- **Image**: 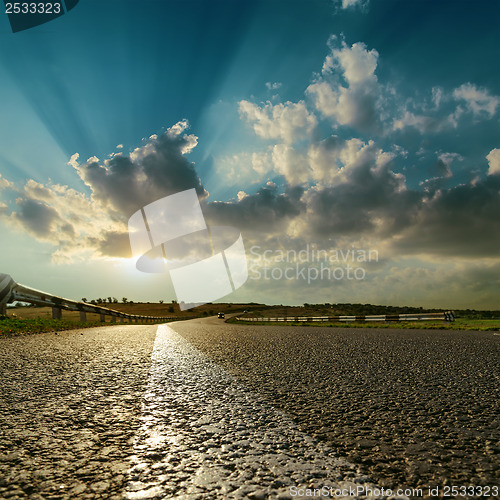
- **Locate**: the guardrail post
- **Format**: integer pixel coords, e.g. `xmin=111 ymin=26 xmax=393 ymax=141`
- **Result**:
xmin=111 ymin=315 xmax=116 ymax=323
xmin=79 ymin=311 xmax=86 ymax=322
xmin=120 ymin=317 xmax=124 ymax=323
xmin=100 ymin=313 xmax=106 ymax=322
xmin=0 ymin=274 xmax=15 ymax=317
xmin=52 ymin=307 xmax=62 ymax=320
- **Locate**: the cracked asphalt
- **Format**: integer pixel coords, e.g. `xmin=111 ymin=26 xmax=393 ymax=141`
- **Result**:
xmin=0 ymin=318 xmax=498 ymax=499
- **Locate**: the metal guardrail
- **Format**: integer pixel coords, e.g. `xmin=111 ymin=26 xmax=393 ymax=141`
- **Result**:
xmin=0 ymin=273 xmax=174 ymax=323
xmin=236 ymin=312 xmax=455 ymax=323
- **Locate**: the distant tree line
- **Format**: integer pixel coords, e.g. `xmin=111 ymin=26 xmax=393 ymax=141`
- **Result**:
xmin=81 ymin=297 xmax=126 ymax=305
xmin=297 ymin=303 xmax=500 ymax=319
xmin=74 ymin=299 xmax=499 ymax=319
xmin=80 ymin=297 xmax=173 ymax=307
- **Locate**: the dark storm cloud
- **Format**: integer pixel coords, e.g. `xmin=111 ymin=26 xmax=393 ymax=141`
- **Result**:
xmin=90 ymin=231 xmax=132 ymax=259
xmin=199 ymin=136 xmax=500 ymax=262
xmin=2 ymin=113 xmax=498 ymax=264
xmin=305 ymin=164 xmax=421 ymax=237
xmin=393 ymin=173 xmax=500 ymax=258
xmin=203 ymin=183 xmax=306 ymax=232
xmin=302 ymin=168 xmax=500 ymax=259
xmin=73 ymin=122 xmax=207 ymax=218
xmin=12 ymin=198 xmax=56 ymax=236
xmin=10 ymin=198 xmax=71 ymax=240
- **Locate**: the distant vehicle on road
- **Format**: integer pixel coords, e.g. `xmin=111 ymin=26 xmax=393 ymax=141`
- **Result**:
xmin=217 ymin=312 xmax=225 ymax=319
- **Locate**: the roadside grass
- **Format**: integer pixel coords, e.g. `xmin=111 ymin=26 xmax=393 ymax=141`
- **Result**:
xmin=0 ymin=316 xmax=169 ymax=336
xmin=0 ymin=317 xmax=106 ymax=336
xmin=228 ymin=317 xmax=500 ymax=331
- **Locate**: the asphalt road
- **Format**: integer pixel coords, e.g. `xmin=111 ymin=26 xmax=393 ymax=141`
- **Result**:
xmin=0 ymin=325 xmax=158 ymax=499
xmin=173 ymin=318 xmax=500 ymax=492
xmin=0 ymin=318 xmax=498 ymax=499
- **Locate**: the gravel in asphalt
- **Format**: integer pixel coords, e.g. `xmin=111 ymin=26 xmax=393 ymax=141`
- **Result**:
xmin=0 ymin=325 xmax=157 ymax=499
xmin=0 ymin=319 xmax=498 ymax=499
xmin=125 ymin=324 xmax=383 ymax=500
xmin=171 ymin=319 xmax=500 ymax=494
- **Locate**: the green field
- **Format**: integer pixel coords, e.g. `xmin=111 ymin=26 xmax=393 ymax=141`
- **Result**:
xmin=0 ymin=317 xmax=110 ymax=336
xmin=229 ymin=317 xmax=500 ymax=331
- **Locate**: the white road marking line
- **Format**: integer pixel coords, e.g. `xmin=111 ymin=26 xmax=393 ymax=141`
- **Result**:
xmin=125 ymin=324 xmax=401 ymax=499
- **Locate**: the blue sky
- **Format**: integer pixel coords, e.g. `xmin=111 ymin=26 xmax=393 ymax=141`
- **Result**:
xmin=0 ymin=0 xmax=499 ymax=308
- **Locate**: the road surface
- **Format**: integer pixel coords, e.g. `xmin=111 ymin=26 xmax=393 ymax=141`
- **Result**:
xmin=0 ymin=317 xmax=498 ymax=498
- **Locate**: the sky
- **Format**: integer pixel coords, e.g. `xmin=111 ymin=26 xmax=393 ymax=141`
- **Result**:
xmin=0 ymin=0 xmax=499 ymax=309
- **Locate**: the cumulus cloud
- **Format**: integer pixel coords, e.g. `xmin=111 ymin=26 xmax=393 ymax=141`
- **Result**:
xmin=265 ymin=82 xmax=282 ymax=91
xmin=453 ymin=83 xmax=499 ymax=118
xmin=418 ymin=153 xmax=459 ymax=193
xmin=0 ymin=120 xmax=209 ymax=261
xmin=339 ymin=0 xmax=369 ymax=10
xmin=223 ymin=107 xmax=500 ymax=261
xmin=215 ymin=153 xmax=260 ymax=186
xmin=239 ymin=100 xmax=317 ymax=144
xmin=2 ymin=32 xmax=499 ymax=290
xmin=307 ymin=135 xmax=345 ymax=184
xmin=1 ymin=178 xmax=127 ymax=261
xmin=392 ymin=110 xmax=459 ymax=134
xmin=306 ymin=39 xmax=383 ymax=133
xmin=73 ymin=120 xmax=206 ymax=217
xmin=296 ymin=142 xmax=417 ymax=240
xmin=308 ymin=136 xmax=396 ymax=186
xmin=486 ymin=148 xmax=500 ymax=176
xmin=225 ymin=36 xmax=500 ymax=266
xmin=287 ymin=153 xmax=500 ymax=261
xmin=203 ymin=183 xmax=305 ymax=233
xmin=88 ymin=231 xmax=132 ymax=259
xmin=393 ymin=83 xmax=498 ymax=133
xmin=10 ymin=198 xmax=65 ymax=240
xmin=271 ymin=144 xmax=310 ymax=185
xmin=437 ymin=152 xmax=462 ymax=174
xmin=392 ymin=174 xmax=500 ymax=258
xmin=325 ymin=40 xmax=378 ymax=85
xmin=239 ymin=34 xmax=498 ymax=151
xmin=251 ymin=151 xmax=273 ymax=177
xmin=0 ymin=174 xmax=14 ymax=190
xmin=223 ymin=33 xmax=500 ymax=266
